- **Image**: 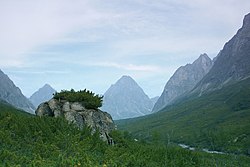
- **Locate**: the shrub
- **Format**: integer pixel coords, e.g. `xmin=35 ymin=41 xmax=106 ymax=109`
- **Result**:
xmin=53 ymin=89 xmax=103 ymax=109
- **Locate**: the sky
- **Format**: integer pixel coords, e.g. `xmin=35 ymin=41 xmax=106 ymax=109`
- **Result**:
xmin=1 ymin=0 xmax=250 ymax=98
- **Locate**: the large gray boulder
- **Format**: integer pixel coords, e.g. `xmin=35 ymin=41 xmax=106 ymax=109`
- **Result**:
xmin=36 ymin=98 xmax=115 ymax=143
xmin=36 ymin=102 xmax=53 ymax=116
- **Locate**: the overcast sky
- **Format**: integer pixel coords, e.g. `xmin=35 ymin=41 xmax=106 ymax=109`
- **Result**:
xmin=1 ymin=0 xmax=250 ymax=97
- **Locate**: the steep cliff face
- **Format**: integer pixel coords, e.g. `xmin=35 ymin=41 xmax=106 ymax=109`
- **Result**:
xmin=30 ymin=84 xmax=56 ymax=108
xmin=101 ymin=75 xmax=153 ymax=120
xmin=193 ymin=13 xmax=250 ymax=94
xmin=36 ymin=99 xmax=115 ymax=142
xmin=0 ymin=69 xmax=35 ymax=113
xmin=153 ymin=54 xmax=213 ymax=112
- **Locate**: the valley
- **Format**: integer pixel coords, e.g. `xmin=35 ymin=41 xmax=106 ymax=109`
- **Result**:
xmin=0 ymin=2 xmax=250 ymax=166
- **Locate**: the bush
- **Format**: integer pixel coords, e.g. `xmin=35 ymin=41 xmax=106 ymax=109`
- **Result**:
xmin=53 ymin=89 xmax=103 ymax=109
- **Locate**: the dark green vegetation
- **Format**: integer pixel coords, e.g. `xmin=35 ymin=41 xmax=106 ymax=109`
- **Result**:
xmin=53 ymin=89 xmax=103 ymax=109
xmin=117 ymin=78 xmax=250 ymax=155
xmin=1 ymin=101 xmax=250 ymax=166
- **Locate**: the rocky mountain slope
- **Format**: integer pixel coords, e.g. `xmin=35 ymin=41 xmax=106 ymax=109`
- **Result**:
xmin=101 ymin=75 xmax=153 ymax=120
xmin=193 ymin=13 xmax=250 ymax=94
xmin=0 ymin=69 xmax=35 ymax=113
xmin=29 ymin=84 xmax=56 ymax=108
xmin=152 ymin=54 xmax=213 ymax=112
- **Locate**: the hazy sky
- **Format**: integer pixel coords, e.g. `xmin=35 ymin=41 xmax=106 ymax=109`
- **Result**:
xmin=1 ymin=0 xmax=250 ymax=97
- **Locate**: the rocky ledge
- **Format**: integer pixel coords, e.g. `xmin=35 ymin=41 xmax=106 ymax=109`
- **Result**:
xmin=36 ymin=98 xmax=115 ymax=144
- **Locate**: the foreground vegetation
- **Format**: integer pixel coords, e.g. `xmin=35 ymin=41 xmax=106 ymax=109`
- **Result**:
xmin=0 ymin=101 xmax=250 ymax=166
xmin=53 ymin=89 xmax=103 ymax=109
xmin=117 ymin=78 xmax=250 ymax=155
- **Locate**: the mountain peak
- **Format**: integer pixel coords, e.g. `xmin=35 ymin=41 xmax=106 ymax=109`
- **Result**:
xmin=193 ymin=53 xmax=211 ymax=65
xmin=193 ymin=13 xmax=250 ymax=94
xmin=29 ymin=84 xmax=56 ymax=108
xmin=116 ymin=75 xmax=137 ymax=86
xmin=119 ymin=75 xmax=134 ymax=81
xmin=152 ymin=54 xmax=213 ymax=112
xmin=102 ymin=75 xmax=153 ymax=120
xmin=44 ymin=83 xmax=51 ymax=87
xmin=243 ymin=13 xmax=250 ymax=28
xmin=42 ymin=84 xmax=54 ymax=89
xmin=198 ymin=53 xmax=210 ymax=60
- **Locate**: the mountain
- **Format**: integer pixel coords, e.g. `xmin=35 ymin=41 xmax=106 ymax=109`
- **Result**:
xmin=0 ymin=69 xmax=35 ymax=113
xmin=118 ymin=77 xmax=250 ymax=155
xmin=117 ymin=13 xmax=250 ymax=155
xmin=101 ymin=75 xmax=153 ymax=120
xmin=29 ymin=84 xmax=56 ymax=108
xmin=152 ymin=54 xmax=213 ymax=112
xmin=193 ymin=13 xmax=250 ymax=94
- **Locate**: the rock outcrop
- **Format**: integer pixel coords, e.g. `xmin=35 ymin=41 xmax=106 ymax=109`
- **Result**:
xmin=36 ymin=98 xmax=115 ymax=143
xmin=152 ymin=54 xmax=213 ymax=112
xmin=101 ymin=75 xmax=154 ymax=120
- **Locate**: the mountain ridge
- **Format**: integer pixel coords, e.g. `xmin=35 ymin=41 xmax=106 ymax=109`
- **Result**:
xmin=192 ymin=13 xmax=250 ymax=94
xmin=152 ymin=53 xmax=213 ymax=112
xmin=0 ymin=69 xmax=35 ymax=113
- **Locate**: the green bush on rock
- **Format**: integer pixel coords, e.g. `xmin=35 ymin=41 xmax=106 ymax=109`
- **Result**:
xmin=53 ymin=89 xmax=103 ymax=109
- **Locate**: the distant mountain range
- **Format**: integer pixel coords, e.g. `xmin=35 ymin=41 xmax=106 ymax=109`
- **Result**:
xmin=117 ymin=13 xmax=250 ymax=155
xmin=153 ymin=53 xmax=213 ymax=112
xmin=0 ymin=70 xmax=35 ymax=113
xmin=29 ymin=84 xmax=56 ymax=108
xmin=101 ymin=75 xmax=154 ymax=120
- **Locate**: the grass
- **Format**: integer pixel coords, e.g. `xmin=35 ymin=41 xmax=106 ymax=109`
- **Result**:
xmin=117 ymin=78 xmax=250 ymax=155
xmin=1 ymin=100 xmax=250 ymax=166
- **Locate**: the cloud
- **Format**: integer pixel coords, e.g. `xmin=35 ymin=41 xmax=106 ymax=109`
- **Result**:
xmin=5 ymin=70 xmax=69 ymax=75
xmin=80 ymin=61 xmax=162 ymax=73
xmin=0 ymin=0 xmax=115 ymax=66
xmin=1 ymin=0 xmax=250 ymax=97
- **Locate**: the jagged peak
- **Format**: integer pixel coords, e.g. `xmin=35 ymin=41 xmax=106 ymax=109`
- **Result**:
xmin=197 ymin=53 xmax=211 ymax=61
xmin=243 ymin=13 xmax=250 ymax=28
xmin=199 ymin=53 xmax=209 ymax=59
xmin=193 ymin=53 xmax=212 ymax=66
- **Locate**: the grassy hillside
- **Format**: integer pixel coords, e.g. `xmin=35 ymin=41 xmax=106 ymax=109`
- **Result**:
xmin=117 ymin=78 xmax=250 ymax=155
xmin=1 ymin=100 xmax=250 ymax=166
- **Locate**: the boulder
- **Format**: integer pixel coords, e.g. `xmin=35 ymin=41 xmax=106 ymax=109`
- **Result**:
xmin=71 ymin=102 xmax=85 ymax=111
xmin=62 ymin=102 xmax=70 ymax=112
xmin=36 ymin=102 xmax=53 ymax=116
xmin=35 ymin=98 xmax=115 ymax=143
xmin=65 ymin=111 xmax=84 ymax=129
